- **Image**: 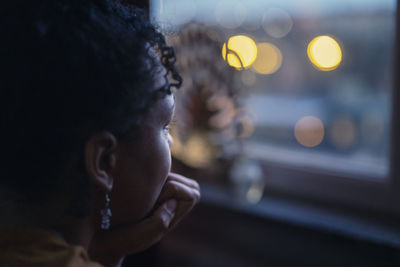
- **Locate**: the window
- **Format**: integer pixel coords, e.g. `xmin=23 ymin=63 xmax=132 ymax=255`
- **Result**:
xmin=151 ymin=0 xmax=400 ymax=215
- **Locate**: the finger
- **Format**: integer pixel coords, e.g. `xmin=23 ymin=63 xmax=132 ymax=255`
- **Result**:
xmin=157 ymin=180 xmax=201 ymax=204
xmin=167 ymin=172 xmax=200 ymax=190
xmin=169 ymin=200 xmax=196 ymax=230
xmin=158 ymin=180 xmax=199 ymax=201
xmin=157 ymin=181 xmax=200 ymax=230
xmin=90 ymin=199 xmax=178 ymax=257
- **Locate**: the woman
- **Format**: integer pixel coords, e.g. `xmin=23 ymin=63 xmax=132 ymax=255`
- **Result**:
xmin=0 ymin=0 xmax=200 ymax=266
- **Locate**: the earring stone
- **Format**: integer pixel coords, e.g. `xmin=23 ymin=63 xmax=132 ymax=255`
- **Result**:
xmin=101 ymin=194 xmax=112 ymax=230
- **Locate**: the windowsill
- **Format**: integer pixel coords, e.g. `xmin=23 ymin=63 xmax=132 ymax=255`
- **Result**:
xmin=200 ymin=183 xmax=400 ymax=248
xmin=243 ymin=141 xmax=389 ymax=180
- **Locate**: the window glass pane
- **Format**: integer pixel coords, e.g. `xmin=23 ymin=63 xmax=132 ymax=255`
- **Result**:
xmin=151 ymin=0 xmax=396 ymax=179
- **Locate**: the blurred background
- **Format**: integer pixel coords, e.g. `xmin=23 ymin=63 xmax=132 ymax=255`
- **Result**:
xmin=124 ymin=0 xmax=400 ymax=266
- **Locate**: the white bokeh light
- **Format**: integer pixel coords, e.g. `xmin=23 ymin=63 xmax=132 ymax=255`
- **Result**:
xmin=262 ymin=8 xmax=293 ymax=38
xmin=215 ymin=0 xmax=247 ymax=29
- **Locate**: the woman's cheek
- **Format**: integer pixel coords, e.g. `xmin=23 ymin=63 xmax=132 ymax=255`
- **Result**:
xmin=109 ymin=130 xmax=172 ymax=225
xmin=150 ymin=133 xmax=172 ymax=194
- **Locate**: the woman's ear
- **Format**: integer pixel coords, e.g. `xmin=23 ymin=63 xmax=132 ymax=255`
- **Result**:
xmin=84 ymin=131 xmax=118 ymax=193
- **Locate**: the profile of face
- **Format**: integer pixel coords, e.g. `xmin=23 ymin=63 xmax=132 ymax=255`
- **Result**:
xmin=109 ymin=63 xmax=175 ymax=227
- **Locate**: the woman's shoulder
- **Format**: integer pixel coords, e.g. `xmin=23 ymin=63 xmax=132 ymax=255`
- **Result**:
xmin=0 ymin=227 xmax=104 ymax=267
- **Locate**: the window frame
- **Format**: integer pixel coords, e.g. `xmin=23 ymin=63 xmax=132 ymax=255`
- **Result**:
xmin=253 ymin=0 xmax=400 ymax=216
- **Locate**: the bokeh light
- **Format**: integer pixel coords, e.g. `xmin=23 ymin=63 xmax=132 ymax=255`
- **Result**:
xmin=158 ymin=0 xmax=197 ymax=26
xmin=230 ymin=158 xmax=263 ymax=204
xmin=246 ymin=182 xmax=264 ymax=204
xmin=329 ymin=116 xmax=356 ymax=150
xmin=171 ymin=133 xmax=185 ymax=159
xmin=215 ymin=0 xmax=247 ymax=29
xmin=241 ymin=1 xmax=263 ymax=31
xmin=222 ymin=35 xmax=258 ymax=70
xmin=171 ymin=132 xmax=214 ymax=168
xmin=295 ymin=116 xmax=325 ymax=147
xmin=262 ymin=8 xmax=293 ymax=39
xmin=307 ymin=35 xmax=342 ymax=71
xmin=251 ymin=42 xmax=282 ymax=75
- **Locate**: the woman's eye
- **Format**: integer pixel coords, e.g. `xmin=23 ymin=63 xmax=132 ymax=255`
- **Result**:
xmin=163 ymin=125 xmax=171 ymax=135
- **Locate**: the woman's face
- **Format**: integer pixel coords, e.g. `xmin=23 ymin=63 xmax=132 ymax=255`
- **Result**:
xmin=110 ymin=67 xmax=175 ymax=227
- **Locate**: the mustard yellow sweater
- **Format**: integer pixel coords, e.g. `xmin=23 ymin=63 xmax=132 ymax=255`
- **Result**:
xmin=0 ymin=228 xmax=103 ymax=267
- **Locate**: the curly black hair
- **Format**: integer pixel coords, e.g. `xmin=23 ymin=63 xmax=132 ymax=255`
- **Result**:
xmin=0 ymin=0 xmax=181 ymax=216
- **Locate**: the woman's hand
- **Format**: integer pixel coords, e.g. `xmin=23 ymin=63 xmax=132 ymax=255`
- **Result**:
xmin=88 ymin=172 xmax=200 ymax=267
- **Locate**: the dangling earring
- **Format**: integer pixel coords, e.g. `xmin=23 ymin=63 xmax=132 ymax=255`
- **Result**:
xmin=101 ymin=194 xmax=112 ymax=230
